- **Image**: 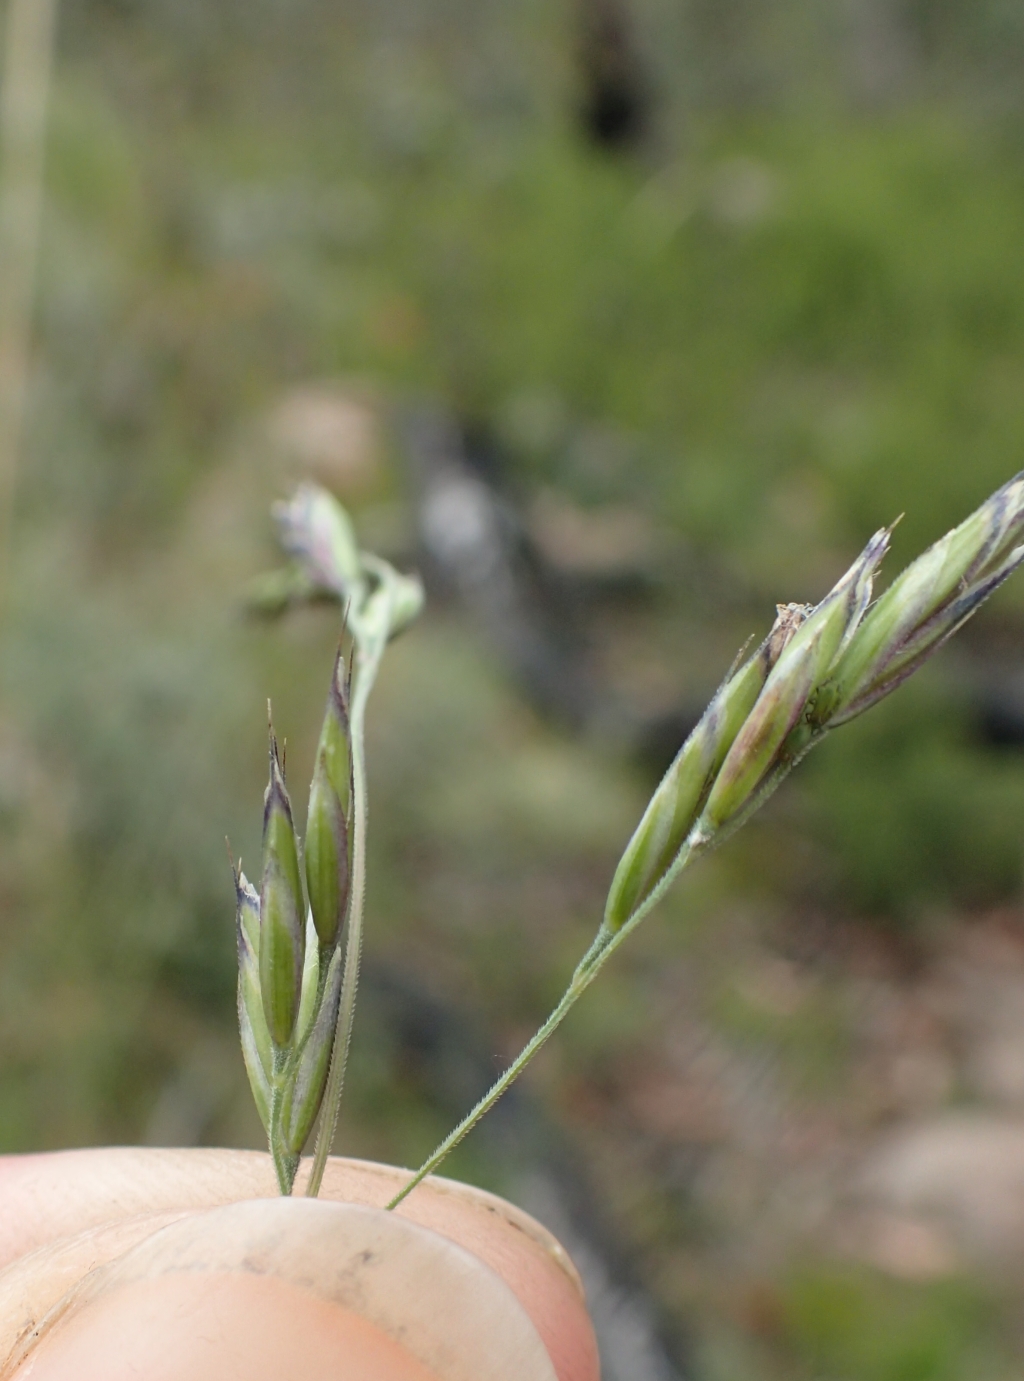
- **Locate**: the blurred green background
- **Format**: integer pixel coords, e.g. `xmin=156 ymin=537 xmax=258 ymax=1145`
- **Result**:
xmin=5 ymin=1 xmax=1024 ymax=1375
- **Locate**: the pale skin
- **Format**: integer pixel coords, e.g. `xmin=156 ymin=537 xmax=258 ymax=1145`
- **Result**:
xmin=0 ymin=1149 xmax=600 ymax=1381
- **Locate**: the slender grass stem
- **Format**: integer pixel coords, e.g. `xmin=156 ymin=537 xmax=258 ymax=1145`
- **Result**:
xmin=386 ymin=835 xmax=708 ymax=1211
xmin=385 ymin=943 xmax=602 ymax=1211
xmin=305 ymin=641 xmax=380 ymax=1197
xmin=383 ymin=719 xmax=817 ymax=1208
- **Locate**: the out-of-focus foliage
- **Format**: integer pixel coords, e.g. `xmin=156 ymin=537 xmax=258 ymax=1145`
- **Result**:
xmin=776 ymin=1265 xmax=1003 ymax=1381
xmin=810 ymin=675 xmax=1024 ymax=914
xmin=4 ymin=0 xmax=1024 ymax=1374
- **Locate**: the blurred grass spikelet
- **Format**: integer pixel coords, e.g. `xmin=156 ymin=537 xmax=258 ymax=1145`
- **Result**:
xmin=363 ymin=552 xmax=426 ymax=640
xmin=244 ymin=562 xmax=319 ymax=616
xmin=273 ymin=481 xmax=366 ymax=603
xmin=259 ymin=731 xmax=306 ymax=1047
xmin=248 ymin=484 xmax=425 ymax=647
xmin=387 ymin=571 xmax=427 ymax=637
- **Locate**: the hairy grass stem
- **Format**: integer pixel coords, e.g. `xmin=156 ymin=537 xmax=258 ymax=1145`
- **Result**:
xmin=305 ymin=639 xmax=379 ymax=1197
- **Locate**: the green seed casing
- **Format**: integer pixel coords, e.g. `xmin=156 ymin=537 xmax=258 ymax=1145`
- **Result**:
xmin=259 ymin=734 xmax=306 ymax=1047
xmin=235 ymin=868 xmax=271 ymax=1131
xmin=305 ymin=653 xmax=351 ymax=951
xmin=604 ymin=604 xmax=813 ymax=932
xmin=281 ymin=944 xmax=344 ymax=1155
xmin=829 ymin=471 xmax=1024 ymax=724
xmin=700 ymin=525 xmax=890 ymax=832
